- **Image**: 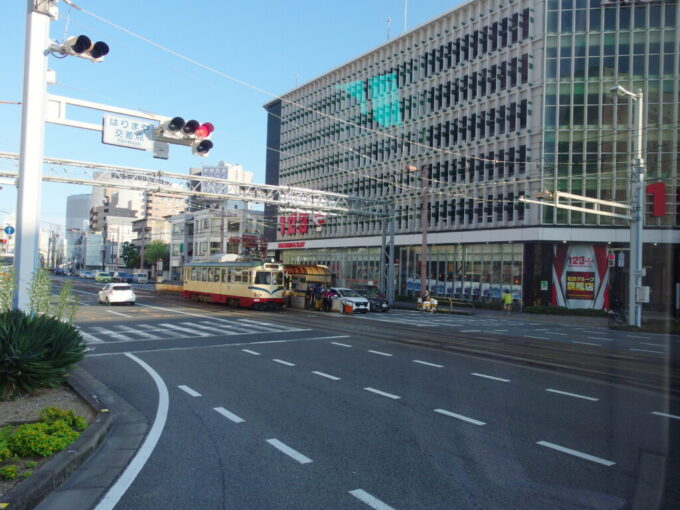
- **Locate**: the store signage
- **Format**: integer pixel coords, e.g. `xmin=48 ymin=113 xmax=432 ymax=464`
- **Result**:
xmin=645 ymin=182 xmax=666 ymax=217
xmin=278 ymin=213 xmax=326 ymax=236
xmin=552 ymin=244 xmax=610 ymax=310
xmin=278 ymin=242 xmax=306 ymax=249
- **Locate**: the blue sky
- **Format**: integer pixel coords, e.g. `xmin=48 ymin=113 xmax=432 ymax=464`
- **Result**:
xmin=0 ymin=0 xmax=460 ymax=229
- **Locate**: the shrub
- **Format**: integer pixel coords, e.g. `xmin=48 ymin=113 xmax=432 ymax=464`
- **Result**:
xmin=0 ymin=465 xmax=18 ymax=480
xmin=8 ymin=420 xmax=79 ymax=457
xmin=39 ymin=407 xmax=87 ymax=431
xmin=0 ymin=310 xmax=86 ymax=398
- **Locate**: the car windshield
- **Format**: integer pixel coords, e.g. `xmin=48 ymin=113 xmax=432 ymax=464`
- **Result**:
xmin=337 ymin=288 xmax=360 ymax=297
xmin=99 ymin=273 xmax=111 ymax=277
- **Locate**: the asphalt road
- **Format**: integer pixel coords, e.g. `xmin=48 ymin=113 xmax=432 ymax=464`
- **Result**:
xmin=42 ymin=277 xmax=680 ymax=509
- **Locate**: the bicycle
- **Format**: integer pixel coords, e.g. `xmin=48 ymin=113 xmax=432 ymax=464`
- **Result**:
xmin=607 ymin=307 xmax=627 ymax=328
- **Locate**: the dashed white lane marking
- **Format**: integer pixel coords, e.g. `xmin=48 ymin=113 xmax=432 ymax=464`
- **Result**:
xmin=640 ymin=342 xmax=664 ymax=347
xmin=349 ymin=489 xmax=397 ymax=510
xmin=242 ymin=349 xmax=260 ymax=356
xmin=312 ymin=371 xmax=340 ymax=381
xmin=331 ymin=341 xmax=352 ymax=348
xmin=413 ymin=360 xmax=444 ymax=368
xmin=94 ymin=353 xmax=169 ymax=510
xmin=547 ymin=332 xmax=567 ymax=336
xmin=573 ymin=341 xmax=602 ymax=346
xmin=178 ymin=385 xmax=201 ymax=397
xmin=266 ymin=439 xmax=312 ymax=464
xmin=525 ymin=335 xmax=549 ymax=340
xmin=471 ymin=372 xmax=510 ymax=383
xmin=630 ymin=348 xmax=663 ymax=354
xmin=106 ymin=310 xmax=132 ymax=318
xmin=546 ymin=388 xmax=599 ymax=401
xmin=273 ymin=359 xmax=296 ymax=367
xmin=627 ymin=334 xmax=650 ymax=339
xmin=460 ymin=329 xmax=481 ymax=333
xmin=588 ymin=336 xmax=613 ymax=342
xmin=434 ymin=408 xmax=486 ymax=426
xmin=364 ymin=387 xmax=401 ymax=400
xmin=537 ymin=441 xmax=615 ymax=467
xmin=490 ymin=329 xmax=509 ymax=333
xmin=368 ymin=350 xmax=393 ymax=357
xmin=652 ymin=411 xmax=680 ymax=420
xmin=214 ymin=407 xmax=245 ymax=424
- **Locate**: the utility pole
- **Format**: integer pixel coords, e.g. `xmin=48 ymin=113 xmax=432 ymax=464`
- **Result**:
xmin=14 ymin=0 xmax=52 ymax=310
xmin=408 ymin=165 xmax=429 ymax=303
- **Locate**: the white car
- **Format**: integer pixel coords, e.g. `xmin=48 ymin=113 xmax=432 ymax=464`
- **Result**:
xmin=329 ymin=287 xmax=369 ymax=313
xmin=98 ymin=284 xmax=136 ymax=305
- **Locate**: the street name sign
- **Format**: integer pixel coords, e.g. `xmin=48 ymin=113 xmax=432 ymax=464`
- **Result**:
xmin=102 ymin=115 xmax=155 ymax=151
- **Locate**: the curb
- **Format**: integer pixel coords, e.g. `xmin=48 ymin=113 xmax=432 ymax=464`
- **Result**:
xmin=0 ymin=369 xmax=112 ymax=510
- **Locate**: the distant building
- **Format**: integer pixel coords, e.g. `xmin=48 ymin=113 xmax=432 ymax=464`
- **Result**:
xmin=65 ymin=194 xmax=91 ymax=262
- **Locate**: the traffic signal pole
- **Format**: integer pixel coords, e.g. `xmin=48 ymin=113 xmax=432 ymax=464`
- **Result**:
xmin=14 ymin=0 xmax=51 ymax=311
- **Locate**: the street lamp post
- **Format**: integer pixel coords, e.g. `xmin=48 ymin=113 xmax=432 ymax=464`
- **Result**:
xmin=407 ymin=165 xmax=429 ymax=305
xmin=610 ymin=85 xmax=645 ymax=328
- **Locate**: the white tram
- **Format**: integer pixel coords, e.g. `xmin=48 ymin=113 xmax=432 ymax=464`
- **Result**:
xmin=183 ymin=259 xmax=285 ymax=309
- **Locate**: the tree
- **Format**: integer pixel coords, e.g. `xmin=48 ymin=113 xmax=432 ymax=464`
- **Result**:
xmin=143 ymin=241 xmax=169 ymax=268
xmin=121 ymin=242 xmax=140 ymax=269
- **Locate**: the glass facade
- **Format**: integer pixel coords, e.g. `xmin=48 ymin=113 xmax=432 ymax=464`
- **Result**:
xmin=543 ymin=0 xmax=679 ymax=227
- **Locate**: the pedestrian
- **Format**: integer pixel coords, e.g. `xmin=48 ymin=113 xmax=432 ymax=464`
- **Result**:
xmin=503 ymin=289 xmax=513 ymax=315
xmin=305 ymin=285 xmax=313 ymax=310
xmin=322 ymin=288 xmax=332 ymax=312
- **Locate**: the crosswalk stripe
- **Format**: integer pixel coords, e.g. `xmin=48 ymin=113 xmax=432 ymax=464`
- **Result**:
xmin=196 ymin=318 xmax=264 ymax=334
xmin=79 ymin=331 xmax=104 ymax=344
xmin=159 ymin=323 xmax=211 ymax=336
xmin=90 ymin=327 xmax=131 ymax=342
xmin=137 ymin=324 xmax=184 ymax=338
xmin=189 ymin=322 xmax=238 ymax=335
xmin=114 ymin=325 xmax=160 ymax=340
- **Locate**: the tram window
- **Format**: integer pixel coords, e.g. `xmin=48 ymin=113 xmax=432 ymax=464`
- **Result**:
xmin=221 ymin=269 xmax=227 ymax=282
xmin=234 ymin=271 xmax=241 ymax=283
xmin=201 ymin=268 xmax=208 ymax=281
xmin=213 ymin=269 xmax=219 ymax=282
xmin=241 ymin=271 xmax=250 ymax=284
xmin=255 ymin=272 xmax=272 ymax=284
xmin=274 ymin=272 xmax=283 ymax=285
xmin=191 ymin=268 xmax=197 ymax=281
xmin=208 ymin=268 xmax=214 ymax=281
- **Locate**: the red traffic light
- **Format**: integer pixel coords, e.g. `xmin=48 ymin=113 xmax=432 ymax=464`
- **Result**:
xmin=195 ymin=122 xmax=214 ymax=139
xmin=607 ymin=252 xmax=615 ymax=267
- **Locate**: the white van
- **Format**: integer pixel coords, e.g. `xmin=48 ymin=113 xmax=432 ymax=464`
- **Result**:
xmin=132 ymin=273 xmax=148 ymax=284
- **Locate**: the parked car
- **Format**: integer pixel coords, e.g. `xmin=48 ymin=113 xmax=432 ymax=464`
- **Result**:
xmin=83 ymin=270 xmax=95 ymax=279
xmin=353 ymin=286 xmax=390 ymax=312
xmin=94 ymin=271 xmax=113 ymax=283
xmin=113 ymin=271 xmax=133 ymax=283
xmin=132 ymin=273 xmax=148 ymax=284
xmin=329 ymin=287 xmax=369 ymax=313
xmin=97 ymin=283 xmax=136 ymax=305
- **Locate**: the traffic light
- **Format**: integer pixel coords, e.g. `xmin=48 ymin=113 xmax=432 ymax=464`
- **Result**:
xmin=154 ymin=117 xmax=214 ymax=157
xmin=53 ymin=35 xmax=110 ymax=62
xmin=607 ymin=251 xmax=615 ymax=267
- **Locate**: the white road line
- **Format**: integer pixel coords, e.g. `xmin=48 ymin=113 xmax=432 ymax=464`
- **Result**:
xmin=187 ymin=322 xmax=237 ymax=335
xmin=94 ymin=353 xmax=169 ymax=510
xmin=273 ymin=359 xmax=296 ymax=366
xmin=349 ymin=489 xmax=396 ymax=510
xmin=490 ymin=329 xmax=508 ymax=333
xmin=630 ymin=348 xmax=663 ymax=354
xmin=368 ymin=350 xmax=393 ymax=357
xmin=413 ymin=360 xmax=443 ymax=368
xmin=434 ymin=408 xmax=486 ymax=426
xmin=652 ymin=411 xmax=680 ymax=420
xmin=640 ymin=342 xmax=664 ymax=347
xmin=159 ymin=323 xmax=210 ymax=336
xmin=137 ymin=324 xmax=182 ymax=338
xmin=266 ymin=439 xmax=312 ymax=464
xmin=114 ymin=325 xmax=159 ymax=340
xmin=627 ymin=334 xmax=650 ymax=339
xmin=364 ymin=387 xmax=401 ymax=400
xmin=547 ymin=332 xmax=567 ymax=336
xmin=537 ymin=441 xmax=615 ymax=467
xmin=90 ymin=327 xmax=131 ymax=342
xmin=588 ymin=336 xmax=613 ymax=342
xmin=471 ymin=372 xmax=510 ymax=383
xmin=242 ymin=349 xmax=260 ymax=356
xmin=460 ymin=329 xmax=481 ymax=333
xmin=178 ymin=385 xmax=201 ymax=397
xmin=312 ymin=371 xmax=340 ymax=381
xmin=525 ymin=335 xmax=549 ymax=340
xmin=214 ymin=407 xmax=245 ymax=423
xmin=71 ymin=289 xmax=98 ymax=296
xmin=546 ymin=388 xmax=599 ymax=401
xmin=331 ymin=341 xmax=352 ymax=347
xmin=572 ymin=341 xmax=602 ymax=346
xmin=135 ymin=303 xmax=215 ymax=318
xmin=106 ymin=310 xmax=132 ymax=318
xmin=78 ymin=331 xmax=104 ymax=344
